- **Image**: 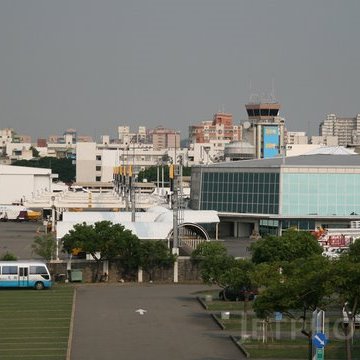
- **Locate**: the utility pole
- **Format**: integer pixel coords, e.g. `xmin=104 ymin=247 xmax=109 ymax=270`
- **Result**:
xmin=171 ymin=161 xmax=179 ymax=283
xmin=130 ymin=141 xmax=136 ymax=222
xmin=51 ymin=195 xmax=58 ymax=261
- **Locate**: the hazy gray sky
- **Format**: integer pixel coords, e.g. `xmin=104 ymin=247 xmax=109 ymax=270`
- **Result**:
xmin=0 ymin=0 xmax=359 ymax=140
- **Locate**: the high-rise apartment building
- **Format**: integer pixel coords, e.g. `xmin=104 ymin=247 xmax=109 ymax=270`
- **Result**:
xmin=117 ymin=126 xmax=148 ymax=145
xmin=189 ymin=112 xmax=241 ymax=144
xmin=320 ymin=114 xmax=360 ymax=146
xmin=150 ymin=126 xmax=180 ymax=150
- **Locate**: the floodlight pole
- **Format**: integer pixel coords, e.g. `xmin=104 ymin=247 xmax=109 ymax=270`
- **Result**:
xmin=51 ymin=195 xmax=58 ymax=261
xmin=172 ymin=143 xmax=179 ymax=283
xmin=131 ymin=143 xmax=136 ymax=222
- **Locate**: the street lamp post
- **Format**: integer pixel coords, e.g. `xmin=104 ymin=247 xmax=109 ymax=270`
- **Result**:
xmin=51 ymin=195 xmax=59 ymax=260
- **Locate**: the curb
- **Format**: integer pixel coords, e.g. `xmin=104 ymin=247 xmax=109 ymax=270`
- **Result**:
xmin=66 ymin=288 xmax=77 ymax=360
xmin=230 ymin=335 xmax=250 ymax=358
xmin=211 ymin=313 xmax=225 ymax=330
xmin=196 ymin=296 xmax=208 ymax=310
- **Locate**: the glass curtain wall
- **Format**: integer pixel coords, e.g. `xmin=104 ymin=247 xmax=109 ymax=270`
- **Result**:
xmin=201 ymin=171 xmax=279 ymax=214
xmin=282 ymin=173 xmax=360 ymax=216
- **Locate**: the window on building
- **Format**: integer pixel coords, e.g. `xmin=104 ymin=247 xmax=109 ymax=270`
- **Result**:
xmin=96 ymin=155 xmax=102 ymax=161
xmin=96 ymin=166 xmax=101 ymax=171
xmin=96 ymin=176 xmax=101 ymax=182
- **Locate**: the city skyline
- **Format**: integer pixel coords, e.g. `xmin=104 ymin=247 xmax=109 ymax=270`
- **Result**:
xmin=0 ymin=1 xmax=359 ymax=140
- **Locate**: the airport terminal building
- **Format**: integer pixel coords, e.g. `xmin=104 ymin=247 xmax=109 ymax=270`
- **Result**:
xmin=190 ymin=154 xmax=360 ymax=237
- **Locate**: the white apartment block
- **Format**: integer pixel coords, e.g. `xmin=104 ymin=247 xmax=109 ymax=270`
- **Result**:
xmin=320 ymin=114 xmax=360 ymax=146
xmin=187 ymin=140 xmax=231 ymax=165
xmin=76 ymin=142 xmax=189 ymax=183
xmin=311 ymin=135 xmax=338 ymax=146
xmin=286 ymin=131 xmax=308 ymax=145
xmin=117 ymin=126 xmax=148 ymax=145
xmin=0 ymin=128 xmax=14 ymax=144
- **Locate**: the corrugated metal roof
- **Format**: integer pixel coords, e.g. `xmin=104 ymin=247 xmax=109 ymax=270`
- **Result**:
xmin=198 ymin=154 xmax=360 ymax=169
xmin=0 ymin=164 xmax=51 ymax=175
xmin=303 ymin=146 xmax=355 ymax=155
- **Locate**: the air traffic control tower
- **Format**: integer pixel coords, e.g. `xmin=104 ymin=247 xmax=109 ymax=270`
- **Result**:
xmin=243 ymin=101 xmax=285 ymax=159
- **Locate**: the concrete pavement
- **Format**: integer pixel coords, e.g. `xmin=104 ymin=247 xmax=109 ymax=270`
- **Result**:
xmin=70 ymin=284 xmax=244 ymax=360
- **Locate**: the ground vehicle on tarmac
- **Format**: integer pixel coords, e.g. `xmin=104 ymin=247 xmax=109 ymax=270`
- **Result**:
xmin=0 ymin=261 xmax=52 ymax=290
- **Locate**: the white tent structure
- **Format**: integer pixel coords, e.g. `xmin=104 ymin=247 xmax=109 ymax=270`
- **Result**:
xmin=57 ymin=206 xmax=220 ymax=243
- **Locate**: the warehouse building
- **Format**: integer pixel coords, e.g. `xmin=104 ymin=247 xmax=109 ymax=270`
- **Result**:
xmin=0 ymin=165 xmax=54 ymax=205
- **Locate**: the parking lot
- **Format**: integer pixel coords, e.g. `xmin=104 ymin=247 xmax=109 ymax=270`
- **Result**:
xmin=70 ymin=283 xmax=243 ymax=360
xmin=0 ymin=221 xmax=41 ymax=259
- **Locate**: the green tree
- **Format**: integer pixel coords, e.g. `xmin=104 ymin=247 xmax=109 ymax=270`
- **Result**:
xmin=191 ymin=241 xmax=234 ymax=287
xmin=62 ymin=221 xmax=141 ymax=281
xmin=137 ymin=165 xmax=191 ymax=183
xmin=137 ymin=166 xmax=169 ymax=183
xmin=253 ymin=255 xmax=332 ymax=355
xmin=330 ymin=245 xmax=360 ymax=360
xmin=139 ymin=240 xmax=176 ymax=281
xmin=30 ymin=146 xmax=40 ymax=158
xmin=13 ymin=157 xmax=75 ymax=183
xmin=32 ymin=233 xmax=57 ymax=261
xmin=191 ymin=242 xmax=256 ymax=293
xmin=251 ymin=230 xmax=322 ymax=264
xmin=0 ymin=252 xmax=17 ymax=260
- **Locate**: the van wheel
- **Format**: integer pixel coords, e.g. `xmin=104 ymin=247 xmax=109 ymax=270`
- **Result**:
xmin=35 ymin=282 xmax=44 ymax=290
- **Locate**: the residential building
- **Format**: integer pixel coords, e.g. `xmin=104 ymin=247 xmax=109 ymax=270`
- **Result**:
xmin=45 ymin=129 xmax=93 ymax=159
xmin=76 ymin=142 xmax=188 ymax=183
xmin=311 ymin=135 xmax=338 ymax=146
xmin=189 ymin=112 xmax=241 ymax=144
xmin=320 ymin=114 xmax=360 ymax=146
xmin=187 ymin=140 xmax=231 ymax=165
xmin=117 ymin=126 xmax=148 ymax=145
xmin=286 ymin=131 xmax=308 ymax=145
xmin=150 ymin=126 xmax=180 ymax=151
xmin=0 ymin=128 xmax=33 ymax=163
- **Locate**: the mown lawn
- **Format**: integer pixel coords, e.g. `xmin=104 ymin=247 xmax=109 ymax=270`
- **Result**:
xmin=199 ymin=293 xmax=360 ymax=359
xmin=0 ymin=285 xmax=74 ymax=360
xmin=243 ymin=338 xmax=360 ymax=359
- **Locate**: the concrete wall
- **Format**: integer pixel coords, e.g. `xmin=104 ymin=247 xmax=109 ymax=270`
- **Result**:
xmin=101 ymin=150 xmax=117 ymax=182
xmin=49 ymin=257 xmax=202 ymax=283
xmin=0 ymin=166 xmax=52 ymax=204
xmin=76 ymin=142 xmax=96 ymax=182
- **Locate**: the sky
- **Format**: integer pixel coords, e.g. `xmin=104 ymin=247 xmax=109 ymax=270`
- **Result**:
xmin=0 ymin=0 xmax=359 ymax=141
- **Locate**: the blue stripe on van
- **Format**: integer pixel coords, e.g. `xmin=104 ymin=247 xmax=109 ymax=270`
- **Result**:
xmin=0 ymin=280 xmax=52 ymax=288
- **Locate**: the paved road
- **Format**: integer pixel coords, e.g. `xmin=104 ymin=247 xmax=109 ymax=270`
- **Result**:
xmin=0 ymin=221 xmax=40 ymax=259
xmin=70 ymin=284 xmax=243 ymax=360
xmin=0 ymin=221 xmax=70 ymax=260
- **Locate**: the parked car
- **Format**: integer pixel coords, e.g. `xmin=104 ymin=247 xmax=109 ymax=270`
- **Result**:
xmin=343 ymin=304 xmax=360 ymax=326
xmin=219 ymin=286 xmax=257 ymax=301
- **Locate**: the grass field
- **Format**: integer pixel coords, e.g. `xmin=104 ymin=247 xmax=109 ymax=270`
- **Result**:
xmin=199 ymin=293 xmax=360 ymax=359
xmin=0 ymin=285 xmax=75 ymax=360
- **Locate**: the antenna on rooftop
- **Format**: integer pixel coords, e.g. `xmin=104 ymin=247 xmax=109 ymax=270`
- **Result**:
xmin=249 ymin=80 xmax=260 ymax=104
xmin=271 ymin=78 xmax=277 ymax=102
